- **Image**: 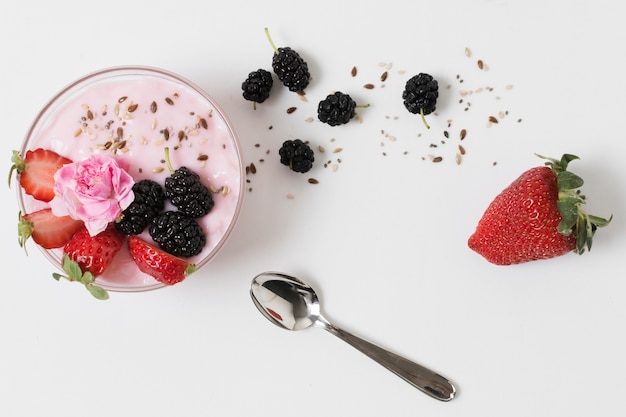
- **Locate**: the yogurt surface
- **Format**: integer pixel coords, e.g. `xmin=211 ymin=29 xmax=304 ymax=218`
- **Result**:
xmin=19 ymin=67 xmax=244 ymax=291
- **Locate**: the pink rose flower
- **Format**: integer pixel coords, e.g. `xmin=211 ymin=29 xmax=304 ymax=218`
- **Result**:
xmin=49 ymin=154 xmax=135 ymax=236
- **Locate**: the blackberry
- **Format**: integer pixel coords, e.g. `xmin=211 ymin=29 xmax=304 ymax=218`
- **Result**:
xmin=149 ymin=211 xmax=206 ymax=258
xmin=317 ymin=91 xmax=363 ymax=126
xmin=163 ymin=147 xmax=214 ymax=218
xmin=115 ymin=179 xmax=166 ymax=235
xmin=402 ymin=73 xmax=439 ymax=129
xmin=278 ymin=139 xmax=315 ymax=173
xmin=242 ymin=69 xmax=273 ymax=107
xmin=265 ymin=28 xmax=310 ymax=93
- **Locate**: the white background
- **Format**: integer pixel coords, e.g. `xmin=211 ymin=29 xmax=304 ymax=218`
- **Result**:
xmin=1 ymin=1 xmax=624 ymax=416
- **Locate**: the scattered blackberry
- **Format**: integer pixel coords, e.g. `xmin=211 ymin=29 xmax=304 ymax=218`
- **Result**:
xmin=278 ymin=139 xmax=315 ymax=173
xmin=265 ymin=28 xmax=310 ymax=93
xmin=163 ymin=147 xmax=214 ymax=218
xmin=402 ymin=73 xmax=439 ymax=129
xmin=242 ymin=69 xmax=273 ymax=108
xmin=149 ymin=211 xmax=206 ymax=258
xmin=115 ymin=179 xmax=165 ymax=235
xmin=317 ymin=91 xmax=368 ymax=126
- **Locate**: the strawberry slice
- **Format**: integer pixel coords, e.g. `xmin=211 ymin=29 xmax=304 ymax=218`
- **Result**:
xmin=10 ymin=148 xmax=72 ymax=202
xmin=19 ymin=208 xmax=84 ymax=249
xmin=128 ymin=236 xmax=196 ymax=285
xmin=64 ymin=225 xmax=125 ymax=277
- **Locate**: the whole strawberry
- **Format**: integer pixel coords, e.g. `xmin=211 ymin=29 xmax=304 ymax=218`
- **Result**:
xmin=468 ymin=154 xmax=611 ymax=265
xmin=53 ymin=225 xmax=125 ymax=299
xmin=128 ymin=236 xmax=196 ymax=285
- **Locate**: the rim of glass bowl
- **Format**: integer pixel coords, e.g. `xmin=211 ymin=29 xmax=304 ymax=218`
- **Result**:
xmin=17 ymin=65 xmax=245 ymax=293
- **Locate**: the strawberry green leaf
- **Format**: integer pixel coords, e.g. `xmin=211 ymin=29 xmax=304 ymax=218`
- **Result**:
xmin=8 ymin=150 xmax=24 ymax=188
xmin=588 ymin=214 xmax=612 ymax=228
xmin=556 ymin=171 xmax=584 ymax=191
xmin=17 ymin=211 xmax=31 ymax=254
xmin=542 ymin=153 xmax=612 ymax=254
xmin=559 ymin=154 xmax=580 ymax=170
xmin=86 ymin=284 xmax=109 ymax=300
xmin=575 ymin=217 xmax=590 ymax=254
xmin=185 ymin=264 xmax=197 ymax=276
xmin=556 ymin=200 xmax=578 ymax=234
xmin=536 ymin=153 xmax=579 ymax=173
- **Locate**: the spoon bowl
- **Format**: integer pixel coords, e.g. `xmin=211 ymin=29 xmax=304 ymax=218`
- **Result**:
xmin=250 ymin=271 xmax=456 ymax=401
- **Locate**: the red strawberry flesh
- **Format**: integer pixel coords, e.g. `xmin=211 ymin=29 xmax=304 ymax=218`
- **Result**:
xmin=128 ymin=236 xmax=195 ymax=285
xmin=20 ymin=208 xmax=84 ymax=249
xmin=64 ymin=226 xmax=125 ymax=276
xmin=11 ymin=148 xmax=72 ymax=202
xmin=468 ymin=166 xmax=576 ymax=265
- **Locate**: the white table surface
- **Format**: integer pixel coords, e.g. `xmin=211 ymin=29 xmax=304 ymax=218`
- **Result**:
xmin=1 ymin=1 xmax=624 ymax=416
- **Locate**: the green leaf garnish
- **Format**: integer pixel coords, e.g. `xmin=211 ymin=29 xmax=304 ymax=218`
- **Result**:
xmin=86 ymin=284 xmax=110 ymax=300
xmin=52 ymin=254 xmax=109 ymax=300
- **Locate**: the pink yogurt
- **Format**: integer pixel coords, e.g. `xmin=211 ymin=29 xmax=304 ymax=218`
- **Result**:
xmin=18 ymin=66 xmax=244 ymax=292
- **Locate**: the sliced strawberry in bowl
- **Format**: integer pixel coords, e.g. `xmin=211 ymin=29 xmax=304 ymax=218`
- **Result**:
xmin=52 ymin=225 xmax=126 ymax=300
xmin=10 ymin=148 xmax=72 ymax=202
xmin=64 ymin=225 xmax=126 ymax=277
xmin=128 ymin=235 xmax=196 ymax=285
xmin=18 ymin=208 xmax=84 ymax=250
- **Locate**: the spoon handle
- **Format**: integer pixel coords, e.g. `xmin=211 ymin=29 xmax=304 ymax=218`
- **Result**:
xmin=324 ymin=324 xmax=456 ymax=401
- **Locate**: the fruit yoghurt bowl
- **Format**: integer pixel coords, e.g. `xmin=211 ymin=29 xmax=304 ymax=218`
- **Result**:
xmin=12 ymin=66 xmax=245 ymax=299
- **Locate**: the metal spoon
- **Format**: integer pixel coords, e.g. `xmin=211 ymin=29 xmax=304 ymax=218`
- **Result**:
xmin=250 ymin=271 xmax=456 ymax=401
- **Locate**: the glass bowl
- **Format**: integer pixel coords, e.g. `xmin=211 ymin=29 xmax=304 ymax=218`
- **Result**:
xmin=17 ymin=66 xmax=244 ymax=292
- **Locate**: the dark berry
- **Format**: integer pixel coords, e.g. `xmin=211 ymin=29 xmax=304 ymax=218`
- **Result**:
xmin=242 ymin=69 xmax=273 ymax=105
xmin=163 ymin=148 xmax=214 ymax=218
xmin=265 ymin=28 xmax=310 ymax=93
xmin=278 ymin=139 xmax=315 ymax=173
xmin=402 ymin=73 xmax=438 ymax=128
xmin=115 ymin=179 xmax=165 ymax=235
xmin=317 ymin=91 xmax=357 ymax=126
xmin=149 ymin=211 xmax=206 ymax=258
